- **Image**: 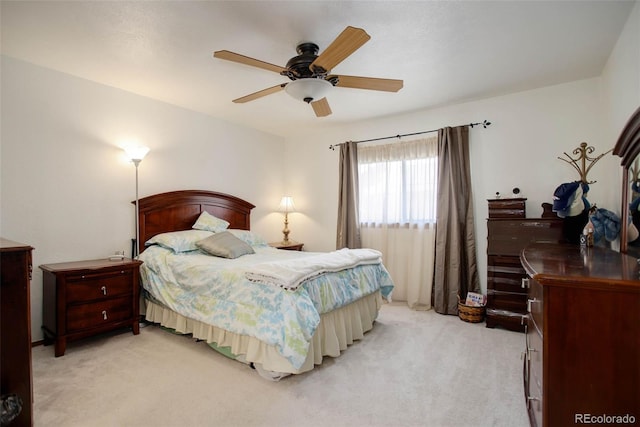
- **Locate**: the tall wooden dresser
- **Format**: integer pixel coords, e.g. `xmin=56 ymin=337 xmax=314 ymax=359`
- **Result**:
xmin=0 ymin=238 xmax=34 ymax=427
xmin=486 ymin=199 xmax=563 ymax=331
xmin=521 ymin=243 xmax=640 ymax=427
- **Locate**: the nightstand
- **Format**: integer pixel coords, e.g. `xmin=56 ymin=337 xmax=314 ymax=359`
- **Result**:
xmin=269 ymin=241 xmax=304 ymax=251
xmin=40 ymin=258 xmax=143 ymax=357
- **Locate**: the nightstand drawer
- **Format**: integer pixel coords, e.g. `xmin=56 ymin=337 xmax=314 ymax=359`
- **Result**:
xmin=66 ymin=296 xmax=132 ymax=332
xmin=66 ymin=270 xmax=133 ymax=303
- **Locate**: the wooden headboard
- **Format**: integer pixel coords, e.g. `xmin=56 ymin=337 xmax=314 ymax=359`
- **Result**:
xmin=135 ymin=190 xmax=255 ymax=254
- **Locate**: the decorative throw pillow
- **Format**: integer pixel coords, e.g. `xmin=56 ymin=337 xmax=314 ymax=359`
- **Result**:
xmin=196 ymin=231 xmax=255 ymax=259
xmin=227 ymin=229 xmax=269 ymax=247
xmin=192 ymin=211 xmax=230 ymax=233
xmin=145 ymin=230 xmax=214 ymax=253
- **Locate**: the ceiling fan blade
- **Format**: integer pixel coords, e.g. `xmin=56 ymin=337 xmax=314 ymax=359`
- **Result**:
xmin=310 ymin=26 xmax=371 ymax=73
xmin=332 ymin=75 xmax=403 ymax=92
xmin=232 ymin=84 xmax=286 ymax=103
xmin=214 ymin=50 xmax=287 ymax=74
xmin=311 ymin=98 xmax=332 ymax=117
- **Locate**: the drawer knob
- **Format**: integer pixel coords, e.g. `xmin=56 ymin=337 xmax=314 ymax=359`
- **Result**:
xmin=526 ymin=395 xmax=540 ymax=409
xmin=101 ymin=286 xmax=107 ymax=295
xmin=524 ymin=346 xmax=537 ymax=361
xmin=521 ymin=278 xmax=530 ymax=289
xmin=102 ymin=310 xmax=108 ymax=320
xmin=527 ymin=298 xmax=538 ymax=312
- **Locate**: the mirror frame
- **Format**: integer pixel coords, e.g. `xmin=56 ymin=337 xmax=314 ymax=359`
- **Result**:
xmin=613 ymin=106 xmax=640 ymax=254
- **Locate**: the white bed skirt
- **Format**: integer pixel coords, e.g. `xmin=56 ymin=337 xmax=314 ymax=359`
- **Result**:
xmin=143 ymin=291 xmax=382 ymax=375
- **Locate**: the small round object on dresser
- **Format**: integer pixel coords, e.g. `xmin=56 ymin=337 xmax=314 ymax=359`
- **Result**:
xmin=512 ymin=187 xmax=520 ymax=195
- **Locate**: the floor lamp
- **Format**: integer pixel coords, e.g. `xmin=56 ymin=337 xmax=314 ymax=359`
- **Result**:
xmin=124 ymin=146 xmax=149 ymax=259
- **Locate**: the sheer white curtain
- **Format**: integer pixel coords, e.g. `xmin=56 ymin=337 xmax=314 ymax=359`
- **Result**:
xmin=358 ymin=136 xmax=438 ymax=310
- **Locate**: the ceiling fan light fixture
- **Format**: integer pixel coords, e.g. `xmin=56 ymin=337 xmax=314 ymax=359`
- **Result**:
xmin=285 ymin=79 xmax=332 ymax=104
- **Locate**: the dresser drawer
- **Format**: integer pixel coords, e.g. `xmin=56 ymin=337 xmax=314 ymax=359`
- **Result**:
xmin=66 ymin=296 xmax=132 ymax=332
xmin=526 ymin=326 xmax=543 ymax=427
xmin=487 ymin=290 xmax=527 ymax=312
xmin=527 ymin=277 xmax=544 ymax=334
xmin=488 ymin=254 xmax=525 ymax=270
xmin=488 ymin=273 xmax=528 ymax=293
xmin=486 ymin=309 xmax=527 ymax=331
xmin=488 ymin=220 xmax=564 ymax=256
xmin=66 ymin=269 xmax=133 ymax=304
xmin=488 ymin=198 xmax=526 ymax=218
xmin=488 ymin=255 xmax=527 ymax=291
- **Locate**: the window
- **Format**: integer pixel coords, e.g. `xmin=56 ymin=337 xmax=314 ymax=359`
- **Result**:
xmin=358 ymin=136 xmax=438 ymax=226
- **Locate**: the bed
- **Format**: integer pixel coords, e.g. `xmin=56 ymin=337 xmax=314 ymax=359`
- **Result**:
xmin=136 ymin=190 xmax=394 ymax=379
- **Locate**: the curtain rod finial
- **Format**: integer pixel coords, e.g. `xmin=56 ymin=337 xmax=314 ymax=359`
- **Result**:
xmin=470 ymin=120 xmax=492 ymax=129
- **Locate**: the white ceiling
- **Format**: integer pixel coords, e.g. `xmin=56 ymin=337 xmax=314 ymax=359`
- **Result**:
xmin=1 ymin=1 xmax=635 ymax=138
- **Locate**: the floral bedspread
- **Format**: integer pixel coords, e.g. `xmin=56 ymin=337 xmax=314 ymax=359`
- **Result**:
xmin=139 ymin=245 xmax=394 ymax=369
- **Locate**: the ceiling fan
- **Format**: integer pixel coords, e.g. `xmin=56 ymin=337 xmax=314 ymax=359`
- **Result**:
xmin=213 ymin=26 xmax=403 ymax=117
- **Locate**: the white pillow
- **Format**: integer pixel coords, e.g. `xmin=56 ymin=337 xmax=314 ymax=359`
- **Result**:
xmin=227 ymin=229 xmax=269 ymax=247
xmin=146 ymin=230 xmax=214 ymax=253
xmin=192 ymin=211 xmax=230 ymax=233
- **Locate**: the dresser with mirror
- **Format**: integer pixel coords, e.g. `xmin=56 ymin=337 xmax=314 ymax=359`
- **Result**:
xmin=521 ymin=106 xmax=640 ymax=427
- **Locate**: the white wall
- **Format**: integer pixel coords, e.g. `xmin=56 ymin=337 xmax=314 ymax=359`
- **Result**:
xmin=602 ymin=0 xmax=640 ymax=140
xmin=1 ymin=56 xmax=286 ymax=341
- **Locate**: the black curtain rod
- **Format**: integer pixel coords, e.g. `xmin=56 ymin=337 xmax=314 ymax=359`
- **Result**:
xmin=328 ymin=120 xmax=492 ymax=150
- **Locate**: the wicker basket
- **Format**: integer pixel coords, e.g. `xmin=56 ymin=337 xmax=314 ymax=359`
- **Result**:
xmin=457 ymin=296 xmax=486 ymax=323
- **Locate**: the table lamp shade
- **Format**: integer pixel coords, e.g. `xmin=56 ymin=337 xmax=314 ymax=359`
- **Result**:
xmin=278 ymin=196 xmax=296 ymax=213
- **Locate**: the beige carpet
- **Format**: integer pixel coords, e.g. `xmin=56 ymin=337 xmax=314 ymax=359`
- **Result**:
xmin=32 ymin=303 xmax=529 ymax=427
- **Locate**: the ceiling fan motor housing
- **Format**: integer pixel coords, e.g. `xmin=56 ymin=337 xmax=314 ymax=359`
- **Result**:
xmin=285 ymin=42 xmax=322 ymax=79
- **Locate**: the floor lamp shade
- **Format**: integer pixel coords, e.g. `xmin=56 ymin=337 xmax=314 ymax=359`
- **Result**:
xmin=124 ymin=146 xmax=150 ymax=163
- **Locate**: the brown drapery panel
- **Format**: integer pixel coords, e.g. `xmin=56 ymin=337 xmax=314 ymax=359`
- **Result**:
xmin=336 ymin=141 xmax=362 ymax=249
xmin=432 ymin=126 xmax=480 ymax=314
